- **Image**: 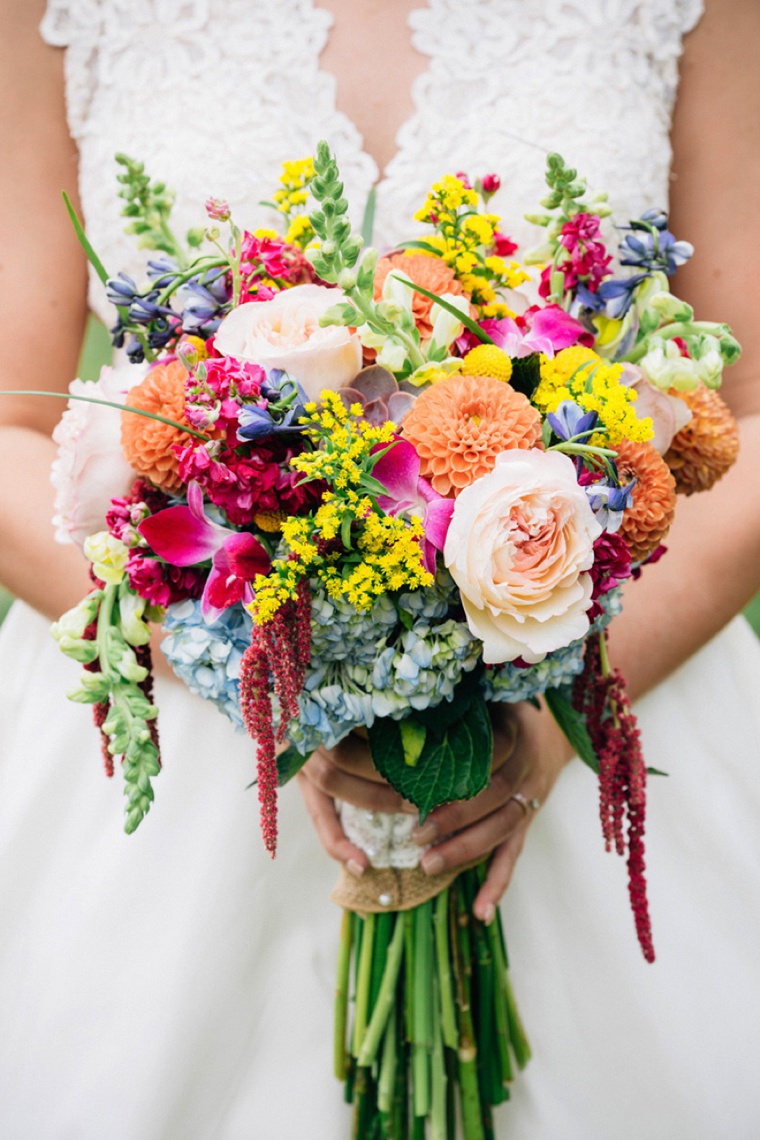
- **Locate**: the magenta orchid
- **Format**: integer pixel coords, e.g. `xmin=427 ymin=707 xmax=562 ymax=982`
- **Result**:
xmin=457 ymin=303 xmax=592 ymax=358
xmin=372 ymin=439 xmax=454 ymax=574
xmin=138 ymin=481 xmax=270 ymax=620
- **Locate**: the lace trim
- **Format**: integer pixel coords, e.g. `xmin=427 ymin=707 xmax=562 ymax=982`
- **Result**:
xmin=41 ymin=0 xmax=702 ymax=322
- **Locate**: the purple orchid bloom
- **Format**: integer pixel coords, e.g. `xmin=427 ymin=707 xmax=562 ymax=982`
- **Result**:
xmin=371 ymin=439 xmax=454 ymax=574
xmin=138 ymin=482 xmax=270 ymax=621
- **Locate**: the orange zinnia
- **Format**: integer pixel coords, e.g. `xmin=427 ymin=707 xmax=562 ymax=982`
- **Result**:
xmin=374 ymin=253 xmax=467 ymax=338
xmin=616 ymin=439 xmax=677 ymax=563
xmin=402 ymin=374 xmax=543 ymax=497
xmin=121 ymin=360 xmax=195 ymax=493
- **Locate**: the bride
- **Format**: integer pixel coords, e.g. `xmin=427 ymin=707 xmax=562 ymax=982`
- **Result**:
xmin=1 ymin=1 xmax=759 ymax=1137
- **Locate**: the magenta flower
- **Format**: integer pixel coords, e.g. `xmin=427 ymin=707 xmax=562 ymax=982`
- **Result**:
xmin=456 ymin=304 xmax=591 ymax=358
xmin=372 ymin=439 xmax=454 ymax=574
xmin=138 ymin=482 xmax=270 ymax=620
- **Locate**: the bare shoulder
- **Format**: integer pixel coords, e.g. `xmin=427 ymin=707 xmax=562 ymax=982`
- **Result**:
xmin=669 ymin=0 xmax=760 ymax=417
xmin=0 ymin=0 xmax=88 ymax=431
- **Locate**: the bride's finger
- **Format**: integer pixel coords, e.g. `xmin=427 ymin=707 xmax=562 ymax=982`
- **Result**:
xmin=301 ymin=750 xmax=410 ymax=813
xmin=472 ymin=826 xmax=529 ymax=923
xmin=412 ymin=756 xmax=523 ymax=845
xmin=419 ymin=797 xmax=528 ymax=876
xmin=296 ymin=772 xmax=368 ymax=874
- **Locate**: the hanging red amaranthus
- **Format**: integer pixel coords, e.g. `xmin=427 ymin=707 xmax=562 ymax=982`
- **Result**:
xmin=573 ymin=633 xmax=655 ymax=962
xmin=239 ymin=578 xmax=311 ymax=856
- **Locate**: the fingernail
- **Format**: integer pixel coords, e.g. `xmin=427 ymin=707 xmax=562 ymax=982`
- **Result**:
xmin=421 ymin=852 xmax=445 ymax=876
xmin=481 ymin=902 xmax=495 ymax=926
xmin=412 ymin=820 xmax=439 ymax=845
xmin=346 ymin=858 xmax=365 ymax=879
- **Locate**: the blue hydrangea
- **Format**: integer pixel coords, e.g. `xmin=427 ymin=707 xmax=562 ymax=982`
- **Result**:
xmin=161 ymin=599 xmax=251 ymax=730
xmin=370 ymin=619 xmax=480 ymax=718
xmin=310 ymin=591 xmax=398 ymax=665
xmin=397 ymin=567 xmax=457 ymax=621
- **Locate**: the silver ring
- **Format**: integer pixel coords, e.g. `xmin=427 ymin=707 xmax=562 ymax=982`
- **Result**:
xmin=509 ymin=792 xmax=540 ymax=816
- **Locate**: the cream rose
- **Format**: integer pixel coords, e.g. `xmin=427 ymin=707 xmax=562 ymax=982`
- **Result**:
xmin=444 ymin=449 xmax=602 ymax=664
xmin=51 ymin=363 xmax=142 ymax=548
xmin=213 ymin=283 xmax=362 ymax=399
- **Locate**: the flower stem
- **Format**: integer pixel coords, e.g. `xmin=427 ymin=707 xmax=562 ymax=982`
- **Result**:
xmin=357 ymin=913 xmax=405 ymax=1067
xmin=434 ymin=888 xmax=458 ymax=1050
xmin=412 ymin=900 xmax=434 ymax=1118
xmin=334 ymin=910 xmax=353 ymax=1080
xmin=352 ymin=911 xmax=375 ymax=1059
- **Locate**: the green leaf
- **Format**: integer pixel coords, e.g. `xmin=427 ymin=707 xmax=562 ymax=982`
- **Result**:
xmin=400 ymin=720 xmax=427 ymax=767
xmin=63 ymin=191 xmax=110 ymax=285
xmin=544 ymin=687 xmax=599 ymax=773
xmin=412 ymin=665 xmax=483 ymax=733
xmin=340 ymin=513 xmax=353 ymax=550
xmin=361 ymin=184 xmax=377 ymax=247
xmin=393 ymin=239 xmax=445 ymax=256
xmin=368 ymin=677 xmax=493 ymax=820
xmin=647 ymin=766 xmax=669 ymax=778
xmin=277 ymin=745 xmax=312 ymax=786
xmin=388 ymin=275 xmax=496 ymax=345
xmin=509 ymin=352 xmax=542 ymax=399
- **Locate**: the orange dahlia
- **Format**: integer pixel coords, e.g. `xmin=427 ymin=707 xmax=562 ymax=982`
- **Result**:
xmin=664 ymin=386 xmax=740 ymax=495
xmin=616 ymin=439 xmax=677 ymax=563
xmin=121 ymin=360 xmax=195 ymax=493
xmin=401 ymin=373 xmax=543 ymax=496
xmin=374 ymin=253 xmax=467 ymax=338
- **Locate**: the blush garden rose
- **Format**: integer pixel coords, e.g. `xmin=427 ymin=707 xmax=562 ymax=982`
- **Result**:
xmin=213 ymin=283 xmax=362 ymax=400
xmin=444 ymin=448 xmax=602 ymax=663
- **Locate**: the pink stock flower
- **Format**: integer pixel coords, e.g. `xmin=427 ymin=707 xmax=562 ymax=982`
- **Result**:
xmin=126 ymin=554 xmax=205 ymax=607
xmin=481 ymin=173 xmax=501 ymax=195
xmin=372 ymin=438 xmax=454 ymax=575
xmin=492 ymin=229 xmax=517 ymax=257
xmin=176 ymin=437 xmax=318 ymax=525
xmin=138 ymin=482 xmax=270 ymax=620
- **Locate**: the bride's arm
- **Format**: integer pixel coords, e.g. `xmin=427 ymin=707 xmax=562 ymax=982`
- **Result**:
xmin=297 ymin=0 xmax=760 ymax=917
xmin=0 ymin=1 xmax=92 ymax=619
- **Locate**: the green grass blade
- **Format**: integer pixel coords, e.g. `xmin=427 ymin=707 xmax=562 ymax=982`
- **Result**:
xmin=361 ymin=184 xmax=377 ymax=247
xmin=389 ymin=275 xmax=495 ymax=345
xmin=63 ymin=191 xmax=110 ymax=285
xmin=1 ymin=390 xmax=208 ymax=441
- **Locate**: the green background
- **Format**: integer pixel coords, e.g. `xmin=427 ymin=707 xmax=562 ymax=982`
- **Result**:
xmin=1 ymin=319 xmax=759 ymax=635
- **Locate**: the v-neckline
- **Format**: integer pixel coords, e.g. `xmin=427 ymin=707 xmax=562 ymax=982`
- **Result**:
xmin=310 ymin=0 xmax=433 ymax=188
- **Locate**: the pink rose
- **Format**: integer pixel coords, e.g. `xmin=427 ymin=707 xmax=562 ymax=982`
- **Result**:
xmin=51 ymin=364 xmax=141 ymax=548
xmin=444 ymin=449 xmax=602 ymax=664
xmin=213 ymin=284 xmax=362 ymax=400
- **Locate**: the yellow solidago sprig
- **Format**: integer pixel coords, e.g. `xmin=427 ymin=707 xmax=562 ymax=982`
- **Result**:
xmin=534 ymin=345 xmax=654 ymax=448
xmin=261 ymin=156 xmax=317 ymax=250
xmin=412 ymin=174 xmax=529 ymax=312
xmin=249 ymin=391 xmax=434 ymax=623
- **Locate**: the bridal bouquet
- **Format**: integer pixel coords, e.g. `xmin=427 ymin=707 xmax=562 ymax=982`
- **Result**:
xmin=47 ymin=143 xmax=740 ymax=1137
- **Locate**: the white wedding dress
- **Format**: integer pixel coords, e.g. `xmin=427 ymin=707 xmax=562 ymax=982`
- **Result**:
xmin=1 ymin=2 xmax=760 ymax=1137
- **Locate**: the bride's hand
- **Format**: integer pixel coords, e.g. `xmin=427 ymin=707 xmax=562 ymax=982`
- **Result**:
xmin=413 ymin=702 xmax=574 ymax=923
xmin=296 ymin=700 xmax=573 ymax=916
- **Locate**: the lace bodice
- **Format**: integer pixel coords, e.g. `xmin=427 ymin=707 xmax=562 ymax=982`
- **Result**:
xmin=42 ymin=0 xmax=702 ymax=326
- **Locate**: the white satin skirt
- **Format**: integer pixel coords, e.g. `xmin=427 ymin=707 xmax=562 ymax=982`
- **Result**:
xmin=1 ymin=602 xmax=759 ymax=1139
